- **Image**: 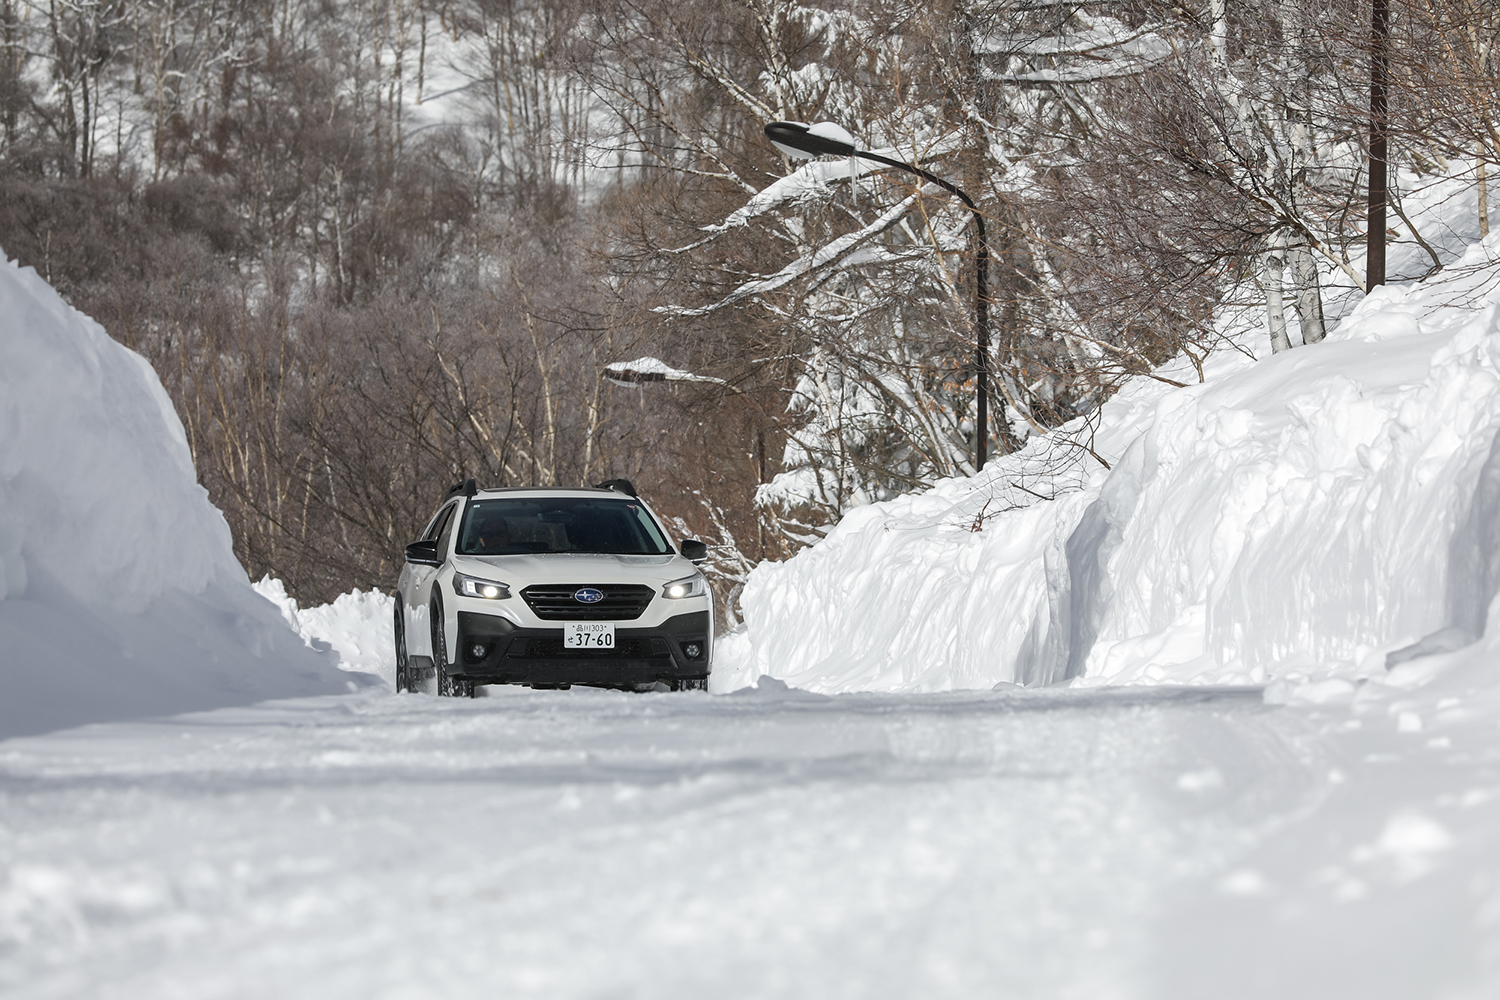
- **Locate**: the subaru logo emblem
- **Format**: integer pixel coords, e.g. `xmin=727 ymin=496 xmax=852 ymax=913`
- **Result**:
xmin=574 ymin=588 xmax=604 ymax=604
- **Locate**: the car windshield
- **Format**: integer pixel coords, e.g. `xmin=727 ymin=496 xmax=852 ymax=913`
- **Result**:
xmin=456 ymin=497 xmax=673 ymax=556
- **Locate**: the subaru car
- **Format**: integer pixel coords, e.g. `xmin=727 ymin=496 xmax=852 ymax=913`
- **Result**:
xmin=394 ymin=479 xmax=713 ymax=695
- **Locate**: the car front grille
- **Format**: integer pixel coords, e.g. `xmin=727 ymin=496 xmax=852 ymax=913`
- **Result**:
xmin=520 ymin=584 xmax=655 ymax=621
xmin=508 ymin=636 xmax=672 ymax=659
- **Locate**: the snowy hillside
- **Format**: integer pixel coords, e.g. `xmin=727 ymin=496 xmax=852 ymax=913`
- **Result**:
xmin=0 ymin=257 xmax=355 ymax=739
xmin=717 ymin=236 xmax=1500 ymax=697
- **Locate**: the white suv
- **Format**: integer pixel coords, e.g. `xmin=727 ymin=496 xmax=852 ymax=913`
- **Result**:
xmin=394 ymin=480 xmax=713 ymax=695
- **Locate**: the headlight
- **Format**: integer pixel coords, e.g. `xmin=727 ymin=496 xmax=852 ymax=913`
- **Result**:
xmin=662 ymin=574 xmax=706 ymax=599
xmin=454 ymin=572 xmax=510 ymax=600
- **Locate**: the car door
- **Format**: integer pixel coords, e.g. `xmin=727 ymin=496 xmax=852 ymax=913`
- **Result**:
xmin=406 ymin=499 xmax=460 ymax=659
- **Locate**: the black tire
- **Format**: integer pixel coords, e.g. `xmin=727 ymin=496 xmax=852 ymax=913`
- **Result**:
xmin=394 ymin=603 xmax=410 ymax=693
xmin=427 ymin=594 xmax=479 ymax=698
xmin=430 ymin=596 xmax=452 ymax=697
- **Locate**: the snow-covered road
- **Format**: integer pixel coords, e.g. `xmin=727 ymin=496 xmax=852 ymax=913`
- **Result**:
xmin=1 ymin=683 xmax=1496 ymax=999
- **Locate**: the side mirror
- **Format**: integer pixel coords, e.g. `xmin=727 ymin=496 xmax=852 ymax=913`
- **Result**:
xmin=679 ymin=539 xmax=708 ymax=563
xmin=404 ymin=539 xmax=442 ymax=566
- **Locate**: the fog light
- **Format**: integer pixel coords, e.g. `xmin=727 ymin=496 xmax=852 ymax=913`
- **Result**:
xmin=469 ymin=643 xmax=488 ymax=660
xmin=683 ymin=642 xmax=703 ymax=660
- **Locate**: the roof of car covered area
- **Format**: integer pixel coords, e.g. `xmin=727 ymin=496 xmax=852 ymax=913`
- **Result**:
xmin=443 ymin=477 xmax=644 ymax=502
xmin=470 ymin=487 xmax=634 ymax=496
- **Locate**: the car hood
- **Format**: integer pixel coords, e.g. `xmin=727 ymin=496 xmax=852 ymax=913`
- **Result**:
xmin=450 ymin=552 xmax=692 ymax=586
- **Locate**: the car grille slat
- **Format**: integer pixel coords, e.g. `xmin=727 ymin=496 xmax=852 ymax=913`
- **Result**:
xmin=520 ymin=584 xmax=655 ymax=621
xmin=508 ymin=636 xmax=671 ymax=658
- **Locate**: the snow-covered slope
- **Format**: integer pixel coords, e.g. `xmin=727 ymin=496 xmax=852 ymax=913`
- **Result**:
xmin=0 ymin=256 xmax=354 ymax=738
xmin=717 ymin=241 xmax=1500 ymax=696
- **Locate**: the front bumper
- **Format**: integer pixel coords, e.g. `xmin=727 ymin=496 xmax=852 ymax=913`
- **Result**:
xmin=454 ymin=610 xmax=710 ymax=688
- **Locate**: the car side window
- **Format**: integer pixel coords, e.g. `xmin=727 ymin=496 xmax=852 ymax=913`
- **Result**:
xmin=434 ymin=502 xmax=460 ymax=556
xmin=421 ymin=505 xmax=449 ymax=542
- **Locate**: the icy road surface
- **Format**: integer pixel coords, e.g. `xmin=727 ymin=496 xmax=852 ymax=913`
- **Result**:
xmin=2 ymin=683 xmax=1497 ymax=999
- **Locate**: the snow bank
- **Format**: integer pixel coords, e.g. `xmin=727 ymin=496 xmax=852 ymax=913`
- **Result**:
xmin=254 ymin=577 xmax=395 ymax=686
xmin=717 ymin=242 xmax=1500 ymax=695
xmin=0 ymin=256 xmax=355 ymax=739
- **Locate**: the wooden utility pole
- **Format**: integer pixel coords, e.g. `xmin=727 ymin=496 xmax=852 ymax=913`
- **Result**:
xmin=1367 ymin=0 xmax=1390 ymax=290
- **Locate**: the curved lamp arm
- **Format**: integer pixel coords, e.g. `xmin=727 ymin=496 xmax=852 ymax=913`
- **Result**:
xmin=764 ymin=122 xmax=991 ymax=470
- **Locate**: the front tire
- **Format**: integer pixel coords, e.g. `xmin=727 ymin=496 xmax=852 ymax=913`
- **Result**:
xmin=394 ymin=603 xmax=410 ymax=693
xmin=430 ymin=596 xmax=452 ymax=697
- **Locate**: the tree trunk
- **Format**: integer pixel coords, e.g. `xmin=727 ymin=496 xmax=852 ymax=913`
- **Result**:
xmin=1280 ymin=0 xmax=1324 ymax=344
xmin=1480 ymin=157 xmax=1490 ymax=238
xmin=1289 ymin=243 xmax=1326 ymax=344
xmin=1264 ymin=234 xmax=1292 ymax=354
xmin=1367 ymin=0 xmax=1390 ymax=290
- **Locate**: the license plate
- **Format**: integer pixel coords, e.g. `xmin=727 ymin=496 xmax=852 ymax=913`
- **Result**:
xmin=564 ymin=622 xmax=615 ymax=649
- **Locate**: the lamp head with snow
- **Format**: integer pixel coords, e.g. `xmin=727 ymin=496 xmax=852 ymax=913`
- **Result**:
xmin=764 ymin=121 xmax=858 ymax=160
xmin=602 ymin=357 xmax=728 ymax=388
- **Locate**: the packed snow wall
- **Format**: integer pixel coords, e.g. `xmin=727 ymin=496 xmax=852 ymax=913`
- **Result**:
xmin=715 ymin=243 xmax=1500 ymax=695
xmin=255 ymin=576 xmax=396 ymax=686
xmin=0 ymin=257 xmax=353 ymax=738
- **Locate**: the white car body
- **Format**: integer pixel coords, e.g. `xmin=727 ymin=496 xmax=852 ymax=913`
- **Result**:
xmin=394 ymin=484 xmax=713 ymax=694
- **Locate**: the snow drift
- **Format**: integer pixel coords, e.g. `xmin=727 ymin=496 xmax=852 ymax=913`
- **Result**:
xmin=716 ymin=242 xmax=1500 ymax=696
xmin=0 ymin=256 xmax=353 ymax=739
xmin=254 ymin=577 xmax=395 ymax=687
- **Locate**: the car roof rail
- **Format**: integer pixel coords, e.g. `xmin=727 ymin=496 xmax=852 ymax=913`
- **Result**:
xmin=594 ymin=478 xmax=638 ymax=497
xmin=445 ymin=478 xmax=478 ymax=499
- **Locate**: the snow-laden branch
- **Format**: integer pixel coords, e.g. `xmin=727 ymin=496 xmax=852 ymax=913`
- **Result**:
xmin=987 ymin=51 xmax=1171 ymax=84
xmin=974 ymin=15 xmax=1172 ymax=83
xmin=657 ymin=189 xmax=931 ymax=317
xmin=985 ymin=59 xmax=1164 ymax=85
xmin=665 ymin=143 xmax=958 ymax=255
xmin=664 ymin=160 xmax=844 ymax=254
xmin=1000 ymin=25 xmax=1168 ymax=59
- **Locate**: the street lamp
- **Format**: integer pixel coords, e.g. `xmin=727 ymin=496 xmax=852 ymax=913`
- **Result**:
xmin=764 ymin=121 xmax=992 ymax=471
xmin=602 ymin=356 xmax=729 ymax=387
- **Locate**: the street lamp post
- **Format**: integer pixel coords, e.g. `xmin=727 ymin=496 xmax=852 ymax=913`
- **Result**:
xmin=764 ymin=121 xmax=991 ymax=471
